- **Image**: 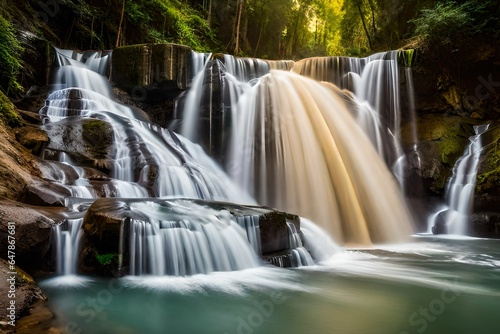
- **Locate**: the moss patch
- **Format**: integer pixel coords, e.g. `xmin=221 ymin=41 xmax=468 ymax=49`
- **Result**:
xmin=436 ymin=136 xmax=467 ymax=167
xmin=476 ymin=125 xmax=500 ymax=194
xmin=0 ymin=91 xmax=22 ymax=127
xmin=409 ymin=115 xmax=475 ymax=168
xmin=82 ymin=118 xmax=114 ymax=159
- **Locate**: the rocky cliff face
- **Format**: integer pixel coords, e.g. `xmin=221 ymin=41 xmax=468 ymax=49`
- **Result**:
xmin=400 ymin=43 xmax=500 ymax=235
xmin=0 ymin=92 xmax=44 ymax=200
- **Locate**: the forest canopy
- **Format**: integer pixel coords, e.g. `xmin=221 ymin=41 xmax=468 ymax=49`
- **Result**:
xmin=0 ymin=0 xmax=499 ymax=94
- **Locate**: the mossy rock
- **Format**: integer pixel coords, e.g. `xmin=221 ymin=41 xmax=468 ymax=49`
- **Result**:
xmin=0 ymin=258 xmax=46 ymax=328
xmin=397 ymin=49 xmax=416 ymax=68
xmin=82 ymin=118 xmax=114 ymax=159
xmin=79 ymin=239 xmax=121 ymax=277
xmin=0 ymin=91 xmax=22 ymax=128
xmin=96 ymin=253 xmax=117 ymax=266
xmin=403 ymin=115 xmax=475 ymax=168
xmin=401 ymin=114 xmax=477 ymax=194
xmin=43 ymin=117 xmax=114 ymax=165
xmin=259 ymin=211 xmax=300 ymax=254
xmin=476 ymin=122 xmax=500 ymax=196
xmin=437 ymin=135 xmax=468 ymax=167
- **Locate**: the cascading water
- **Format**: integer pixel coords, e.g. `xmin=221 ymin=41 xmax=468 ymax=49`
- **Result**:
xmin=286 ymin=222 xmax=315 ymax=266
xmin=226 ymin=70 xmax=414 ymax=245
xmin=178 ymin=53 xmax=291 ymax=151
xmin=179 ymin=51 xmax=212 ymax=141
xmin=42 ymin=49 xmax=252 ymax=203
xmin=223 ymin=55 xmax=272 ymax=81
xmin=175 ymin=52 xmax=414 ymax=245
xmin=44 ymin=49 xmax=275 ymax=278
xmin=53 ymin=217 xmax=84 ymax=275
xmin=53 ymin=47 xmax=112 ymax=96
xmin=127 ymin=201 xmax=261 ymax=276
xmin=44 ymin=48 xmax=338 ymax=279
xmin=431 ymin=124 xmax=490 ymax=235
xmin=291 ymin=52 xmax=405 ymax=169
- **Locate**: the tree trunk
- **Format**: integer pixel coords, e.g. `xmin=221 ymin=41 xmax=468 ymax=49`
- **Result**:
xmin=90 ymin=16 xmax=94 ymax=49
xmin=356 ymin=1 xmax=372 ymax=50
xmin=290 ymin=11 xmax=301 ymax=57
xmin=254 ymin=17 xmax=266 ymax=58
xmin=234 ymin=0 xmax=244 ymax=55
xmin=115 ymin=0 xmax=126 ymax=48
xmin=208 ymin=0 xmax=212 ymax=27
xmin=367 ymin=0 xmax=377 ymax=34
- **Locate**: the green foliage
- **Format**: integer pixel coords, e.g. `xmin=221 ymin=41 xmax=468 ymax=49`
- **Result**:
xmin=340 ymin=0 xmax=376 ymax=55
xmin=0 ymin=90 xmax=22 ymax=127
xmin=96 ymin=253 xmax=117 ymax=266
xmin=409 ymin=0 xmax=493 ymax=49
xmin=126 ymin=1 xmax=152 ymax=25
xmin=148 ymin=29 xmax=170 ymax=44
xmin=0 ymin=14 xmax=23 ymax=94
xmin=410 ymin=1 xmax=473 ymax=46
xmin=118 ymin=0 xmax=219 ymax=51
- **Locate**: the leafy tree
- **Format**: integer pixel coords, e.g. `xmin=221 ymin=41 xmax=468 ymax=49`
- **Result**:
xmin=409 ymin=0 xmax=494 ymax=50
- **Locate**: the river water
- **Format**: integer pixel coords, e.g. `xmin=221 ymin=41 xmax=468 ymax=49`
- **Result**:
xmin=41 ymin=234 xmax=500 ymax=334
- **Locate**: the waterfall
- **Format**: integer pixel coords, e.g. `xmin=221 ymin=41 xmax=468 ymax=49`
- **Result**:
xmin=174 ymin=52 xmax=414 ymax=245
xmin=432 ymin=124 xmax=490 ymax=235
xmin=291 ymin=52 xmax=405 ymax=168
xmin=222 ymin=54 xmax=294 ymax=81
xmin=122 ymin=198 xmax=334 ymax=275
xmin=180 ymin=51 xmax=212 ymax=141
xmin=44 ymin=49 xmax=269 ymax=278
xmin=127 ymin=201 xmax=261 ymax=276
xmin=177 ymin=54 xmax=294 ymax=158
xmin=223 ymin=55 xmax=271 ymax=81
xmin=227 ymin=70 xmax=413 ymax=244
xmin=236 ymin=214 xmax=261 ymax=254
xmin=53 ymin=48 xmax=112 ymax=96
xmin=44 ymin=47 xmax=413 ymax=279
xmin=300 ymin=218 xmax=341 ymax=262
xmin=53 ymin=218 xmax=84 ymax=275
xmin=286 ymin=222 xmax=315 ymax=266
xmin=42 ymin=48 xmax=253 ymax=204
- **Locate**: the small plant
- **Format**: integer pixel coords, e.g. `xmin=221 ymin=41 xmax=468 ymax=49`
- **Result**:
xmin=398 ymin=49 xmax=416 ymax=67
xmin=96 ymin=253 xmax=117 ymax=266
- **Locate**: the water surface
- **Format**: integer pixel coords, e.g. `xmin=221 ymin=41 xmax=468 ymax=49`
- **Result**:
xmin=41 ymin=235 xmax=500 ymax=334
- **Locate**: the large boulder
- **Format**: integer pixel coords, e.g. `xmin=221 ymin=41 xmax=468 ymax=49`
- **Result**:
xmin=80 ymin=198 xmax=303 ymax=276
xmin=42 ymin=117 xmax=114 ymax=166
xmin=0 ymin=259 xmax=46 ymax=332
xmin=0 ymin=200 xmax=55 ymax=271
xmin=18 ymin=179 xmax=72 ymax=207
